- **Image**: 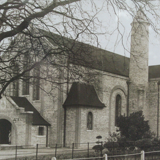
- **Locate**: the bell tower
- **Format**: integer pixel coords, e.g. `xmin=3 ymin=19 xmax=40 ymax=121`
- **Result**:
xmin=129 ymin=8 xmax=150 ymax=114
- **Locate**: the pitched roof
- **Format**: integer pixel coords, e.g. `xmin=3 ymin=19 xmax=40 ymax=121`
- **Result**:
xmin=40 ymin=29 xmax=129 ymax=77
xmin=10 ymin=96 xmax=51 ymax=126
xmin=40 ymin=30 xmax=160 ymax=79
xmin=63 ymin=82 xmax=105 ymax=108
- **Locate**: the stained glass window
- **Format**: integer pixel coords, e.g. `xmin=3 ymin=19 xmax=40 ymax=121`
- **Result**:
xmin=115 ymin=95 xmax=121 ymax=126
xmin=11 ymin=61 xmax=19 ymax=96
xmin=33 ymin=67 xmax=40 ymax=100
xmin=87 ymin=112 xmax=93 ymax=130
xmin=22 ymin=55 xmax=30 ymax=95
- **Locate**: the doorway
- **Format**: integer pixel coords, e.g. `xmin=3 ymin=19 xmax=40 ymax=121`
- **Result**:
xmin=0 ymin=119 xmax=11 ymax=144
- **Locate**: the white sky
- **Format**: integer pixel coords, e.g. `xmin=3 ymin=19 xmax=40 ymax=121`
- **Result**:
xmin=78 ymin=0 xmax=160 ymax=66
xmin=1 ymin=0 xmax=160 ymax=65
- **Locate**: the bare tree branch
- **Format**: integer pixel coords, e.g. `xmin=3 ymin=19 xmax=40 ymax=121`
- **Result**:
xmin=0 ymin=0 xmax=80 ymax=41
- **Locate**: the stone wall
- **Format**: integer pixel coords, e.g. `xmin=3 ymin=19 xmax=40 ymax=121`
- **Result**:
xmin=102 ymin=72 xmax=128 ymax=133
xmin=65 ymin=71 xmax=128 ymax=147
xmin=14 ymin=68 xmax=64 ymax=147
xmin=66 ymin=107 xmax=76 ymax=147
xmin=147 ymin=80 xmax=160 ymax=136
xmin=0 ymin=96 xmax=48 ymax=146
xmin=79 ymin=107 xmax=107 ymax=148
xmin=31 ymin=126 xmax=46 ymax=146
xmin=0 ymin=97 xmax=29 ymax=145
xmin=41 ymin=81 xmax=64 ymax=146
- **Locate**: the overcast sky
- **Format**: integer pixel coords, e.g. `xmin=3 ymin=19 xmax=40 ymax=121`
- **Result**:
xmin=2 ymin=0 xmax=159 ymax=65
xmin=79 ymin=0 xmax=160 ymax=66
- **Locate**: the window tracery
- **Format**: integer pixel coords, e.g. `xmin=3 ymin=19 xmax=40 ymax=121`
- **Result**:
xmin=87 ymin=112 xmax=93 ymax=130
xmin=22 ymin=54 xmax=30 ymax=95
xmin=33 ymin=66 xmax=40 ymax=100
xmin=115 ymin=94 xmax=121 ymax=126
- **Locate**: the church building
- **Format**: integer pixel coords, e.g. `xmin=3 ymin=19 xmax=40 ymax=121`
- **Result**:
xmin=0 ymin=9 xmax=159 ymax=148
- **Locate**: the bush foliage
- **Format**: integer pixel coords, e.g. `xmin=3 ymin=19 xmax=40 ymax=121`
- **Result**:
xmin=102 ymin=111 xmax=158 ymax=154
xmin=117 ymin=111 xmax=151 ymax=141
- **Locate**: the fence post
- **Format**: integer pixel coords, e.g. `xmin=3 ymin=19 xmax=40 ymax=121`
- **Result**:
xmin=72 ymin=143 xmax=74 ymax=159
xmin=55 ymin=144 xmax=57 ymax=157
xmin=141 ymin=150 xmax=145 ymax=160
xmin=88 ymin=142 xmax=89 ymax=158
xmin=36 ymin=144 xmax=38 ymax=160
xmin=104 ymin=154 xmax=108 ymax=160
xmin=15 ymin=145 xmax=17 ymax=160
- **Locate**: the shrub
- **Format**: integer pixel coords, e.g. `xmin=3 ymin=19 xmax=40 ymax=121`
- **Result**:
xmin=92 ymin=144 xmax=104 ymax=157
xmin=117 ymin=111 xmax=152 ymax=141
xmin=92 ymin=145 xmax=104 ymax=151
xmin=104 ymin=141 xmax=119 ymax=148
xmin=135 ymin=138 xmax=152 ymax=150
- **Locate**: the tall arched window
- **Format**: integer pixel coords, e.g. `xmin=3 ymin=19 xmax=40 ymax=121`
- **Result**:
xmin=115 ymin=95 xmax=121 ymax=126
xmin=22 ymin=54 xmax=30 ymax=95
xmin=10 ymin=61 xmax=19 ymax=97
xmin=87 ymin=112 xmax=93 ymax=130
xmin=33 ymin=66 xmax=40 ymax=100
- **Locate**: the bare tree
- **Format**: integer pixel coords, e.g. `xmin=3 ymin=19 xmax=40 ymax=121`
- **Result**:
xmin=0 ymin=0 xmax=160 ymax=98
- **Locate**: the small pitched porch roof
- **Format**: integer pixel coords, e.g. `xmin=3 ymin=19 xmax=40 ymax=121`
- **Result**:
xmin=10 ymin=96 xmax=51 ymax=126
xmin=63 ymin=82 xmax=105 ymax=108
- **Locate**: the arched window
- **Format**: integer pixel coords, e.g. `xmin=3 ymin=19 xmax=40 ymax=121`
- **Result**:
xmin=115 ymin=95 xmax=121 ymax=126
xmin=22 ymin=54 xmax=30 ymax=95
xmin=87 ymin=112 xmax=93 ymax=130
xmin=33 ymin=66 xmax=40 ymax=100
xmin=10 ymin=61 xmax=19 ymax=97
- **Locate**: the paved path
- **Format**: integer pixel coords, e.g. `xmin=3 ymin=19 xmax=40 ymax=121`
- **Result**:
xmin=0 ymin=147 xmax=91 ymax=160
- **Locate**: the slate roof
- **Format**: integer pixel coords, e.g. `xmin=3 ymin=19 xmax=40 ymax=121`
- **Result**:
xmin=40 ymin=30 xmax=160 ymax=79
xmin=63 ymin=82 xmax=105 ymax=108
xmin=40 ymin=29 xmax=129 ymax=77
xmin=10 ymin=96 xmax=51 ymax=126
